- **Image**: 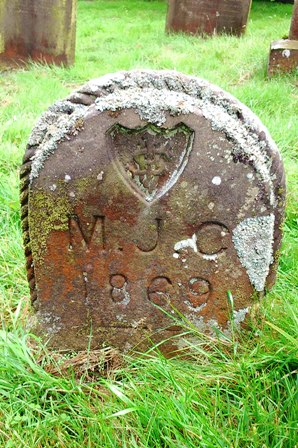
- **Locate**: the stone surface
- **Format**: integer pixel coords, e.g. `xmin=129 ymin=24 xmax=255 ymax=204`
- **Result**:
xmin=268 ymin=1 xmax=298 ymax=76
xmin=289 ymin=0 xmax=298 ymax=40
xmin=21 ymin=70 xmax=286 ymax=353
xmin=0 ymin=0 xmax=76 ymax=66
xmin=268 ymin=39 xmax=298 ymax=76
xmin=166 ymin=0 xmax=252 ymax=36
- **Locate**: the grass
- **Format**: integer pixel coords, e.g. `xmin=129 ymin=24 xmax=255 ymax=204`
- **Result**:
xmin=0 ymin=0 xmax=297 ymax=446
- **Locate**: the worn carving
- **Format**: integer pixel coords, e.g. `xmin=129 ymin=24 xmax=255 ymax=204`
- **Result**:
xmin=187 ymin=278 xmax=211 ymax=310
xmin=148 ymin=277 xmax=173 ymax=306
xmin=109 ymin=123 xmax=194 ymax=202
xmin=22 ymin=70 xmax=285 ymax=354
xmin=110 ymin=275 xmax=130 ymax=305
xmin=136 ymin=218 xmax=162 ymax=253
xmin=196 ymin=222 xmax=230 ymax=257
xmin=69 ymin=215 xmax=105 ymax=250
xmin=174 ymin=222 xmax=230 ymax=259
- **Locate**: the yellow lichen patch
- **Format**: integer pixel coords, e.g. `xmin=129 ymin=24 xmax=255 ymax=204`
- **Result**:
xmin=48 ymin=0 xmax=76 ymax=62
xmin=0 ymin=34 xmax=4 ymax=54
xmin=29 ymin=188 xmax=73 ymax=267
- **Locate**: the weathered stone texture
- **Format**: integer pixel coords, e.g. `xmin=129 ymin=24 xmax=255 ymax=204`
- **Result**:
xmin=166 ymin=0 xmax=252 ymax=36
xmin=268 ymin=1 xmax=298 ymax=76
xmin=289 ymin=0 xmax=298 ymax=40
xmin=268 ymin=40 xmax=298 ymax=76
xmin=21 ymin=70 xmax=285 ymax=353
xmin=0 ymin=0 xmax=76 ymax=65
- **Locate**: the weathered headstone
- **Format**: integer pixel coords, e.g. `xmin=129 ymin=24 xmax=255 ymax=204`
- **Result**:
xmin=21 ymin=70 xmax=285 ymax=353
xmin=290 ymin=0 xmax=298 ymax=39
xmin=0 ymin=0 xmax=76 ymax=66
xmin=268 ymin=0 xmax=298 ymax=76
xmin=166 ymin=0 xmax=252 ymax=36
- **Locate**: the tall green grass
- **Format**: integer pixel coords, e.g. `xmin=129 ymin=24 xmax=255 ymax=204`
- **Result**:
xmin=0 ymin=1 xmax=297 ymax=446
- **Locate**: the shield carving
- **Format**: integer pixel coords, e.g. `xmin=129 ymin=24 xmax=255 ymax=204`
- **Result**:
xmin=108 ymin=123 xmax=194 ymax=202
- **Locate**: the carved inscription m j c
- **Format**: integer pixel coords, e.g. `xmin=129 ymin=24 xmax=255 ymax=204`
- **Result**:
xmin=68 ymin=214 xmax=230 ymax=309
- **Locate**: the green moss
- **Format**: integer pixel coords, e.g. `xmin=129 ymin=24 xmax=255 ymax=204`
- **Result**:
xmin=27 ymin=175 xmax=97 ymax=267
xmin=50 ymin=1 xmax=69 ymax=55
xmin=29 ymin=187 xmax=72 ymax=267
xmin=0 ymin=33 xmax=4 ymax=54
xmin=73 ymin=176 xmax=94 ymax=196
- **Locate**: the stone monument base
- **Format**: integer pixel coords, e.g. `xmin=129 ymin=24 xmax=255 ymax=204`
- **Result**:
xmin=268 ymin=40 xmax=298 ymax=76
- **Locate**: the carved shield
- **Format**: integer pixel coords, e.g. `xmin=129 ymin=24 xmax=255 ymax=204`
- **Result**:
xmin=109 ymin=123 xmax=194 ymax=202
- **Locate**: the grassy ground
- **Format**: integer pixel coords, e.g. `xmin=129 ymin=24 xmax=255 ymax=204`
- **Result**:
xmin=0 ymin=1 xmax=297 ymax=446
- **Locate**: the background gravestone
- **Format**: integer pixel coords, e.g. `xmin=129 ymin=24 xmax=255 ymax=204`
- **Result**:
xmin=21 ymin=70 xmax=285 ymax=353
xmin=0 ymin=0 xmax=76 ymax=66
xmin=268 ymin=0 xmax=298 ymax=76
xmin=166 ymin=0 xmax=252 ymax=36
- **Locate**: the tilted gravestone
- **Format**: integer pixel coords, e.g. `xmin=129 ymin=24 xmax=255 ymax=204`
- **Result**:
xmin=268 ymin=0 xmax=298 ymax=76
xmin=166 ymin=0 xmax=252 ymax=36
xmin=21 ymin=70 xmax=285 ymax=353
xmin=0 ymin=0 xmax=76 ymax=66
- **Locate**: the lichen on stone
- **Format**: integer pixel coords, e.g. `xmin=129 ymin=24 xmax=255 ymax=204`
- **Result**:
xmin=91 ymin=70 xmax=278 ymax=206
xmin=29 ymin=188 xmax=72 ymax=265
xmin=232 ymin=214 xmax=275 ymax=291
xmin=96 ymin=87 xmax=195 ymax=126
xmin=29 ymin=101 xmax=87 ymax=182
xmin=28 ymin=70 xmax=281 ymax=210
xmin=22 ymin=69 xmax=285 ymax=348
xmin=233 ymin=307 xmax=250 ymax=325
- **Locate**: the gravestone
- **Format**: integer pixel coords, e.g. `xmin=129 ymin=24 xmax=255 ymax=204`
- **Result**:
xmin=268 ymin=0 xmax=298 ymax=76
xmin=166 ymin=0 xmax=252 ymax=36
xmin=21 ymin=70 xmax=285 ymax=353
xmin=0 ymin=0 xmax=76 ymax=66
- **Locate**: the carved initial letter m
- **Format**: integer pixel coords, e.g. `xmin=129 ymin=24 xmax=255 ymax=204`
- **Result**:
xmin=69 ymin=216 xmax=105 ymax=251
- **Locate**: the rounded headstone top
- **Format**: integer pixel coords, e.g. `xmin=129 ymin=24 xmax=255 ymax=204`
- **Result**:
xmin=28 ymin=70 xmax=283 ymax=204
